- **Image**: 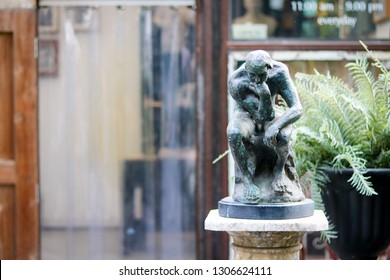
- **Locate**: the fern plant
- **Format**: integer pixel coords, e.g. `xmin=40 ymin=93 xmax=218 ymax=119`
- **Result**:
xmin=293 ymin=41 xmax=390 ymax=242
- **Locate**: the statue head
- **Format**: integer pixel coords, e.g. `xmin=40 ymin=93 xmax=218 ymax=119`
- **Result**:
xmin=245 ymin=50 xmax=273 ymax=83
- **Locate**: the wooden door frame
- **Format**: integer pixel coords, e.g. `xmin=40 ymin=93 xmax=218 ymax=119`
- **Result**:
xmin=195 ymin=0 xmax=230 ymax=260
xmin=0 ymin=9 xmax=39 ymax=259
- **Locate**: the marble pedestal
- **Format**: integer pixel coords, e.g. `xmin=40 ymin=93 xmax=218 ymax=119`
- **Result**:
xmin=205 ymin=209 xmax=328 ymax=260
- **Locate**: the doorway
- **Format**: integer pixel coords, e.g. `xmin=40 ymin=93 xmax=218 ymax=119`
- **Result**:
xmin=38 ymin=3 xmax=197 ymax=260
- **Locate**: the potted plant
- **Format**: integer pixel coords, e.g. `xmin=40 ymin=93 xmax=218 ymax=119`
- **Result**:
xmin=293 ymin=41 xmax=390 ymax=260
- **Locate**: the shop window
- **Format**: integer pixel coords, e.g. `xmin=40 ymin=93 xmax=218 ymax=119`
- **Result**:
xmin=230 ymin=0 xmax=390 ymax=40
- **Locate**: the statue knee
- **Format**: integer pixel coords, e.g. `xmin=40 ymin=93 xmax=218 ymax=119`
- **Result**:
xmin=276 ymin=133 xmax=290 ymax=148
xmin=227 ymin=124 xmax=241 ymax=139
xmin=227 ymin=132 xmax=242 ymax=144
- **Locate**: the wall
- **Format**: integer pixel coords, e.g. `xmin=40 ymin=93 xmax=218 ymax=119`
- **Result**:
xmin=372 ymin=19 xmax=390 ymax=39
xmin=0 ymin=0 xmax=36 ymax=9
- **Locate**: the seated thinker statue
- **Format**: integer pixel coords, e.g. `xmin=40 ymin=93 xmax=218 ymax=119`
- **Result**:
xmin=227 ymin=50 xmax=305 ymax=204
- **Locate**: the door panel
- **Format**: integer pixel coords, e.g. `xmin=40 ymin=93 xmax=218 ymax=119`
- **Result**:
xmin=0 ymin=33 xmax=14 ymax=160
xmin=0 ymin=10 xmax=38 ymax=260
xmin=0 ymin=185 xmax=16 ymax=259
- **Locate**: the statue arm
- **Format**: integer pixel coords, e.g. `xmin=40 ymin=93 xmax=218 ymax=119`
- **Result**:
xmin=228 ymin=73 xmax=262 ymax=122
xmin=275 ymin=79 xmax=303 ymax=128
xmin=264 ymin=66 xmax=303 ymax=147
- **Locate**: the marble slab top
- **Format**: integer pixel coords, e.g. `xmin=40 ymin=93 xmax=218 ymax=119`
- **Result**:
xmin=205 ymin=209 xmax=328 ymax=232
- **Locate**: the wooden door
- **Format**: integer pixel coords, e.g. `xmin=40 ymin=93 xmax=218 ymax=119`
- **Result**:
xmin=0 ymin=10 xmax=38 ymax=259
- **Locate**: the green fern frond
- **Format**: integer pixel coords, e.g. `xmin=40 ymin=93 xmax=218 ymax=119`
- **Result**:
xmin=346 ymin=54 xmax=375 ymax=87
xmin=212 ymin=149 xmax=230 ymax=164
xmin=360 ymin=41 xmax=389 ymax=76
xmin=346 ymin=56 xmax=376 ymax=110
xmin=319 ymin=119 xmax=344 ymax=149
xmin=374 ymin=150 xmax=390 ymax=167
xmin=339 ymin=95 xmax=371 ymax=128
xmin=352 ymin=42 xmax=390 ymax=127
xmin=371 ymin=72 xmax=390 ymax=130
xmin=321 ymin=228 xmax=338 ymax=244
xmin=332 ymin=147 xmax=377 ymax=196
xmin=293 ymin=126 xmax=322 ymax=143
xmin=296 ymin=71 xmax=370 ymax=147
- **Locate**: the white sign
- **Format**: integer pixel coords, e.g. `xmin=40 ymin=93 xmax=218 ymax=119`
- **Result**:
xmin=232 ymin=23 xmax=268 ymax=40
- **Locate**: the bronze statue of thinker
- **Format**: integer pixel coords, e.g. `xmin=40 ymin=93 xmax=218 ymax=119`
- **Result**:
xmin=227 ymin=50 xmax=305 ymax=204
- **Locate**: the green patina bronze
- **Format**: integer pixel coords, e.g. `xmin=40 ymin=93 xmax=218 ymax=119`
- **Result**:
xmin=227 ymin=50 xmax=305 ymax=204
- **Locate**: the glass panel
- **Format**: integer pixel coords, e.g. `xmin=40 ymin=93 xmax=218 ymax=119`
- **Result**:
xmin=39 ymin=5 xmax=196 ymax=260
xmin=230 ymin=0 xmax=390 ymax=40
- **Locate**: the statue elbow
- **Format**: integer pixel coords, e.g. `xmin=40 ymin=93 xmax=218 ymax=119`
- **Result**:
xmin=295 ymin=106 xmax=303 ymax=120
xmin=297 ymin=106 xmax=303 ymax=116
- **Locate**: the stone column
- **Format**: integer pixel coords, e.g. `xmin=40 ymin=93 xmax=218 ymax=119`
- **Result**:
xmin=205 ymin=210 xmax=328 ymax=260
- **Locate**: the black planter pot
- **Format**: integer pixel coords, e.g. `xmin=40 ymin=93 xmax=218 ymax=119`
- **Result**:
xmin=321 ymin=168 xmax=390 ymax=260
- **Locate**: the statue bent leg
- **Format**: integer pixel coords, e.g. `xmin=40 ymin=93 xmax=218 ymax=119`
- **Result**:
xmin=227 ymin=114 xmax=260 ymax=204
xmin=271 ymin=127 xmax=293 ymax=195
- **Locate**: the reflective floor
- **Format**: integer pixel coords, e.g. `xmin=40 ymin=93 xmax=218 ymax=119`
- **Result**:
xmin=41 ymin=228 xmax=196 ymax=260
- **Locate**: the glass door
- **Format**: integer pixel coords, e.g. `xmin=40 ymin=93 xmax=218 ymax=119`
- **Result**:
xmin=38 ymin=1 xmax=197 ymax=259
